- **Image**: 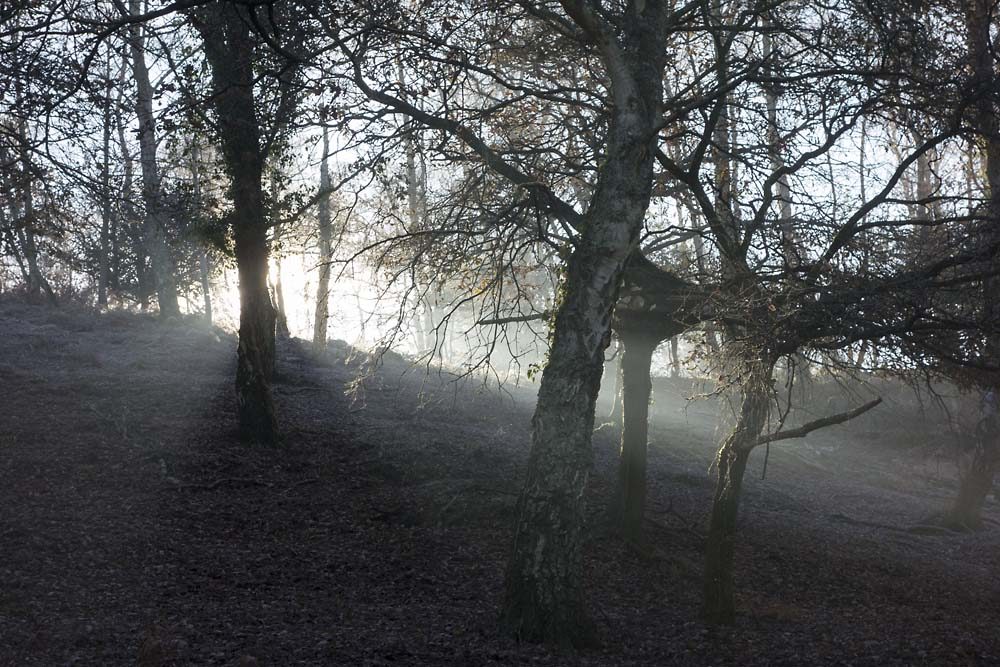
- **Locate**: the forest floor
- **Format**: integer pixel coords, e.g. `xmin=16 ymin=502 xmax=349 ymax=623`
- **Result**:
xmin=2 ymin=296 xmax=1000 ymax=666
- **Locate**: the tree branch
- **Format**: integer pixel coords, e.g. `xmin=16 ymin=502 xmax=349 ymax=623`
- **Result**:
xmin=745 ymin=397 xmax=883 ymax=450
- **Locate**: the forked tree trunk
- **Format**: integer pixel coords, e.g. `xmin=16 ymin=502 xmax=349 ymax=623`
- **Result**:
xmin=11 ymin=114 xmax=56 ymax=305
xmin=703 ymin=356 xmax=775 ymax=625
xmin=194 ymin=2 xmax=280 ymax=444
xmin=615 ymin=331 xmax=658 ymax=543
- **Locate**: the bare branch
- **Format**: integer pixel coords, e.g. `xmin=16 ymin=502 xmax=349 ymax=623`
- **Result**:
xmin=745 ymin=397 xmax=883 ymax=450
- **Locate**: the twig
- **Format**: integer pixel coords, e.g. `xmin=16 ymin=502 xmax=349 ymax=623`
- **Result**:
xmin=280 ymin=477 xmax=321 ymax=495
xmin=476 ymin=312 xmax=550 ymax=326
xmin=164 ymin=477 xmax=273 ymax=491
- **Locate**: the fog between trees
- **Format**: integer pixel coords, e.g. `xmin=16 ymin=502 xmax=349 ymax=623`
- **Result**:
xmin=2 ymin=0 xmax=1000 ymax=654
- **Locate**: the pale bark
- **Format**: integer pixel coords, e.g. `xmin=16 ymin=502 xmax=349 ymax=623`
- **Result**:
xmin=98 ymin=67 xmax=113 ymax=308
xmin=500 ymin=3 xmax=670 ymax=645
xmin=273 ymin=257 xmax=290 ymax=338
xmin=190 ymin=140 xmax=213 ymax=324
xmin=312 ymin=116 xmax=333 ymax=349
xmin=126 ymin=0 xmax=179 ymax=317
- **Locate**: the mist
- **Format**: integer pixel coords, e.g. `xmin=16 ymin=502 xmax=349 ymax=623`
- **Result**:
xmin=3 ymin=0 xmax=1000 ymax=664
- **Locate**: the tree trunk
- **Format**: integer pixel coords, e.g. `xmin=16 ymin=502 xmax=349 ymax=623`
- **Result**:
xmin=669 ymin=335 xmax=680 ymax=377
xmin=703 ymin=357 xmax=774 ymax=624
xmin=194 ymin=2 xmax=279 ymax=444
xmin=313 ymin=115 xmax=333 ymax=349
xmin=98 ymin=70 xmax=113 ymax=308
xmin=234 ymin=207 xmax=278 ymax=443
xmin=190 ymin=140 xmax=213 ymax=324
xmin=11 ymin=117 xmax=56 ymax=305
xmin=615 ymin=331 xmax=658 ymax=543
xmin=946 ymin=424 xmax=998 ymax=530
xmin=200 ymin=251 xmax=213 ymax=324
xmin=500 ymin=4 xmax=668 ymax=637
xmin=127 ymin=0 xmax=180 ymax=318
xmin=950 ymin=0 xmax=1000 ymax=528
xmin=273 ymin=257 xmax=290 ymax=338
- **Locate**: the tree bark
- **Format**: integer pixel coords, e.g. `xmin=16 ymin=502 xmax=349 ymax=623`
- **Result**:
xmin=273 ymin=258 xmax=290 ymax=338
xmin=190 ymin=140 xmax=213 ymax=324
xmin=200 ymin=251 xmax=213 ymax=324
xmin=194 ymin=2 xmax=279 ymax=444
xmin=703 ymin=357 xmax=774 ymax=624
xmin=313 ymin=115 xmax=333 ymax=349
xmin=946 ymin=421 xmax=998 ymax=530
xmin=98 ymin=65 xmax=113 ymax=308
xmin=949 ymin=0 xmax=1000 ymax=527
xmin=614 ymin=331 xmax=658 ymax=543
xmin=127 ymin=0 xmax=180 ymax=318
xmin=500 ymin=3 xmax=669 ymax=645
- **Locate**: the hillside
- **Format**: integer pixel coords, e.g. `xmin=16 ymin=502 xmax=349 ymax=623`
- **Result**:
xmin=1 ymin=298 xmax=999 ymax=665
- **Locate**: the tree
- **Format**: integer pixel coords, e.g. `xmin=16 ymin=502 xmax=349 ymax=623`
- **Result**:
xmin=189 ymin=1 xmax=303 ymax=443
xmin=124 ymin=0 xmax=180 ymax=317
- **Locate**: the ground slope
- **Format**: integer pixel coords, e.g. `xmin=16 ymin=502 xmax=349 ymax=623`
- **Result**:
xmin=1 ymin=298 xmax=999 ymax=665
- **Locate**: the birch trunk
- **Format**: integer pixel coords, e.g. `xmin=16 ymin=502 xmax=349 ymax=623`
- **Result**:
xmin=190 ymin=140 xmax=213 ymax=324
xmin=126 ymin=0 xmax=179 ymax=317
xmin=499 ymin=4 xmax=668 ymax=644
xmin=313 ymin=116 xmax=333 ymax=348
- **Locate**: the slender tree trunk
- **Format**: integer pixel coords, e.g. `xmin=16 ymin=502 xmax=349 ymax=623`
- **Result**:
xmin=200 ymin=251 xmax=213 ymax=324
xmin=98 ymin=69 xmax=113 ymax=308
xmin=614 ymin=331 xmax=658 ymax=543
xmin=10 ymin=115 xmax=56 ymax=305
xmin=17 ymin=176 xmax=55 ymax=305
xmin=703 ymin=356 xmax=774 ymax=624
xmin=127 ymin=0 xmax=180 ymax=318
xmin=606 ymin=337 xmax=624 ymax=421
xmin=669 ymin=336 xmax=680 ymax=377
xmin=273 ymin=257 xmax=290 ymax=338
xmin=190 ymin=140 xmax=213 ymax=324
xmin=313 ymin=114 xmax=333 ymax=348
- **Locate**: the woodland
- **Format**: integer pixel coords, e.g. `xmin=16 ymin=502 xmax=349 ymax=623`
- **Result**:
xmin=2 ymin=0 xmax=1000 ymax=663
